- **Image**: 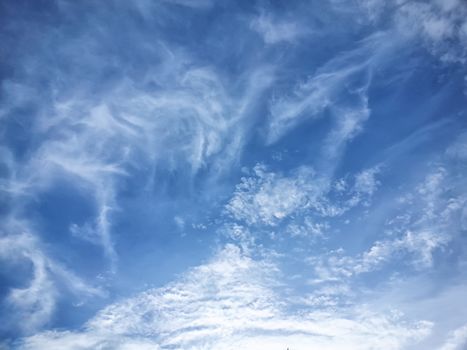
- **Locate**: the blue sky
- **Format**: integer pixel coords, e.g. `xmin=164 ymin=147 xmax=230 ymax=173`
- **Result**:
xmin=1 ymin=0 xmax=467 ymax=349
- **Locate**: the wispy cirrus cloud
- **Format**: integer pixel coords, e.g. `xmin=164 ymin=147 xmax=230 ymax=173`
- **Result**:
xmin=265 ymin=31 xmax=381 ymax=146
xmin=0 ymin=0 xmax=275 ymax=334
xmin=0 ymin=223 xmax=104 ymax=333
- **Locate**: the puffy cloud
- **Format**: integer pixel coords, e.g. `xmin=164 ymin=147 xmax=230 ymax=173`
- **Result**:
xmin=225 ymin=164 xmax=382 ymax=228
xmin=225 ymin=164 xmax=320 ymax=226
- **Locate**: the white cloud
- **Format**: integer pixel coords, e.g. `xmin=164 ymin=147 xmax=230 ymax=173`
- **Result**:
xmin=225 ymin=164 xmax=382 ymax=229
xmin=1 ymin=56 xmax=274 ymax=266
xmin=446 ymin=132 xmax=467 ymax=160
xmin=2 ymin=0 xmax=466 ymax=345
xmin=262 ymin=31 xmax=388 ymax=188
xmin=0 ymin=6 xmax=277 ymax=331
xmin=0 ymin=227 xmax=103 ymax=333
xmin=309 ymin=160 xmax=465 ymax=283
xmin=438 ymin=324 xmax=467 ymax=350
xmin=265 ymin=29 xmax=385 ymax=146
xmin=160 ymin=0 xmax=213 ymax=8
xmin=353 ymin=165 xmax=381 ymax=196
xmin=321 ymin=87 xmax=371 ymax=166
xmin=18 ymin=331 xmax=161 ymax=350
xmin=250 ymin=13 xmax=306 ymax=44
xmin=225 ymin=164 xmax=321 ymax=226
xmin=16 ymin=244 xmax=433 ymax=350
xmin=394 ymin=0 xmax=467 ymax=63
xmin=354 ymin=0 xmax=467 ymax=63
xmin=360 ymin=229 xmax=447 ymax=271
xmin=286 ymin=217 xmax=329 ymax=238
xmin=354 ymin=0 xmax=388 ymax=22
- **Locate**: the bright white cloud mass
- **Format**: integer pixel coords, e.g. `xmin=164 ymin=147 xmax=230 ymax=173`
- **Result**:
xmin=1 ymin=0 xmax=467 ymax=349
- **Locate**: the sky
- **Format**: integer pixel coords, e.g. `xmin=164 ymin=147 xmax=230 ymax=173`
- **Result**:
xmin=1 ymin=0 xmax=467 ymax=349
